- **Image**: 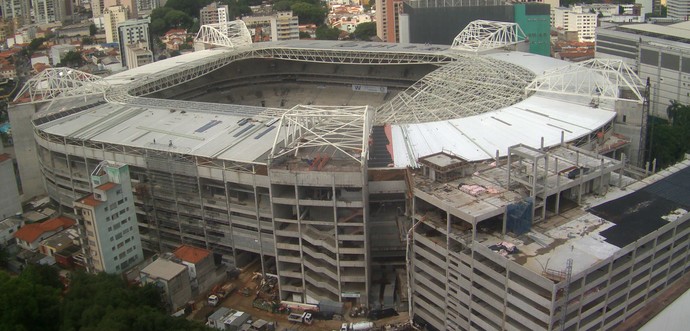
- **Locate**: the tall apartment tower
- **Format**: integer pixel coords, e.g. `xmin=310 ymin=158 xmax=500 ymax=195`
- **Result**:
xmin=104 ymin=0 xmax=137 ymax=18
xmin=92 ymin=0 xmax=105 ymax=17
xmin=274 ymin=11 xmax=299 ymax=40
xmin=667 ymin=0 xmax=690 ymax=19
xmin=117 ymin=18 xmax=152 ymax=68
xmin=200 ymin=2 xmax=229 ymax=26
xmin=74 ymin=161 xmax=144 ymax=274
xmin=32 ymin=0 xmax=64 ymax=24
xmin=104 ymin=5 xmax=128 ymax=43
xmin=553 ymin=6 xmax=597 ymax=42
xmin=375 ymin=0 xmax=403 ymax=42
xmin=1 ymin=0 xmax=31 ymax=22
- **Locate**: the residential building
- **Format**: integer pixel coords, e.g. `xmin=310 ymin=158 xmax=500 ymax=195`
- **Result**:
xmin=172 ymin=245 xmax=216 ymax=293
xmin=375 ymin=0 xmax=403 ymax=42
xmin=39 ymin=228 xmax=78 ymax=257
xmin=0 ymin=153 xmax=21 ymax=220
xmin=92 ymin=0 xmax=105 ymax=17
xmin=117 ymin=18 xmax=152 ymax=68
xmin=242 ymin=11 xmax=299 ymax=42
xmin=200 ymin=2 xmax=228 ymax=26
xmin=140 ymin=258 xmax=192 ymax=311
xmin=13 ymin=216 xmax=76 ymax=251
xmin=50 ymin=44 xmax=77 ymax=66
xmin=553 ymin=6 xmax=597 ymax=42
xmin=667 ymin=0 xmax=690 ymax=20
xmin=596 ymin=21 xmax=690 ymax=117
xmin=161 ymin=28 xmax=188 ymax=50
xmin=123 ymin=43 xmax=152 ymax=69
xmin=73 ymin=161 xmax=144 ymax=274
xmin=104 ymin=5 xmax=128 ymax=43
xmin=32 ymin=0 xmax=65 ymax=24
xmin=275 ymin=11 xmax=299 ymax=40
xmin=104 ymin=0 xmax=137 ymax=18
xmin=0 ymin=217 xmax=24 ymax=246
xmin=1 ymin=0 xmax=30 ymax=22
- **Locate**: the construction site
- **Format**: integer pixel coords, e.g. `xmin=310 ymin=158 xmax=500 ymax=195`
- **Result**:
xmin=8 ymin=20 xmax=690 ymax=331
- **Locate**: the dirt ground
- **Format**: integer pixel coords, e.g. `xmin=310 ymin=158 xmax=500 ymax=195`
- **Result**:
xmin=189 ymin=261 xmax=412 ymax=330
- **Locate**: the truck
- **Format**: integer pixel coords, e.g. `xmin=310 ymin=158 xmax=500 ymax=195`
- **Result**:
xmin=287 ymin=312 xmax=313 ymax=325
xmin=208 ymin=283 xmax=237 ymax=306
xmin=349 ymin=321 xmax=374 ymax=331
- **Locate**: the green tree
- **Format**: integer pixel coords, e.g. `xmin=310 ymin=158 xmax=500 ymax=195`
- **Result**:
xmin=291 ymin=2 xmax=326 ymax=25
xmin=165 ymin=0 xmax=212 ymax=17
xmin=315 ymin=25 xmax=341 ymax=40
xmin=82 ymin=36 xmax=95 ymax=45
xmin=89 ymin=23 xmax=97 ymax=36
xmin=647 ymin=102 xmax=690 ymax=169
xmin=27 ymin=37 xmax=47 ymax=54
xmin=299 ymin=31 xmax=312 ymax=39
xmin=353 ymin=22 xmax=376 ymax=41
xmin=60 ymin=51 xmax=83 ymax=67
xmin=0 ymin=270 xmax=61 ymax=331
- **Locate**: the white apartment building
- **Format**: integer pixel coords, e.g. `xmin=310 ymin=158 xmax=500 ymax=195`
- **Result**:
xmin=242 ymin=11 xmax=299 ymax=42
xmin=200 ymin=2 xmax=229 ymax=26
xmin=117 ymin=18 xmax=151 ymax=68
xmin=553 ymin=6 xmax=597 ymax=42
xmin=667 ymin=0 xmax=690 ymax=20
xmin=32 ymin=0 xmax=64 ymax=24
xmin=124 ymin=43 xmax=153 ymax=69
xmin=1 ymin=0 xmax=30 ymax=21
xmin=73 ymin=161 xmax=144 ymax=274
xmin=104 ymin=5 xmax=128 ymax=43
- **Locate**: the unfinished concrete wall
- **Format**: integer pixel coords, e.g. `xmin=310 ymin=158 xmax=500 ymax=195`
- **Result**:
xmin=8 ymin=102 xmax=46 ymax=200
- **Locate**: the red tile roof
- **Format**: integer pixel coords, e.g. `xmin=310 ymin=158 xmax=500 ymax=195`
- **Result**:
xmin=14 ymin=216 xmax=76 ymax=243
xmin=78 ymin=194 xmax=102 ymax=207
xmin=0 ymin=153 xmax=11 ymax=163
xmin=97 ymin=182 xmax=118 ymax=191
xmin=173 ymin=245 xmax=211 ymax=264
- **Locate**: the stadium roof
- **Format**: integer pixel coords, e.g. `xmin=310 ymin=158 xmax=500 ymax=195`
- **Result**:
xmin=618 ymin=20 xmax=690 ymax=41
xmin=32 ymin=37 xmax=638 ymax=167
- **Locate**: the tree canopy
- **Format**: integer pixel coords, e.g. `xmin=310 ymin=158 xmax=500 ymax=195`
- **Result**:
xmin=647 ymin=102 xmax=690 ymax=169
xmin=150 ymin=7 xmax=195 ymax=35
xmin=315 ymin=25 xmax=341 ymax=40
xmin=353 ymin=22 xmax=376 ymax=41
xmin=0 ymin=267 xmax=209 ymax=331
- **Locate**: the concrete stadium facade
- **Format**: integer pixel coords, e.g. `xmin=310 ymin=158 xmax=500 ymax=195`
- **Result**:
xmin=11 ymin=24 xmax=687 ymax=330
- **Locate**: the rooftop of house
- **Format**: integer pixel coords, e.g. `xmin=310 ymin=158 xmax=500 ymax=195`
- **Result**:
xmin=173 ymin=245 xmax=211 ymax=264
xmin=13 ymin=216 xmax=76 ymax=243
xmin=141 ymin=258 xmax=187 ymax=281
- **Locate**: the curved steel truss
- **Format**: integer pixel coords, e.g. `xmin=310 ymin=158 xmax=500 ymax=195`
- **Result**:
xmin=451 ymin=20 xmax=527 ymax=53
xmin=14 ymin=68 xmax=109 ymax=103
xmin=195 ymin=20 xmax=253 ymax=49
xmin=376 ymin=55 xmax=534 ymax=124
xmin=115 ymin=46 xmax=453 ymax=101
xmin=270 ymin=105 xmax=372 ymax=165
xmin=525 ymin=59 xmax=645 ymax=102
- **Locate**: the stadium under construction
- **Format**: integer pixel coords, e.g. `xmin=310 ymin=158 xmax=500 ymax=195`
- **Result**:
xmin=9 ymin=20 xmax=690 ymax=331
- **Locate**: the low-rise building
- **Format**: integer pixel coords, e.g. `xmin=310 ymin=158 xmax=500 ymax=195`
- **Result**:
xmin=0 ymin=153 xmax=21 ymax=220
xmin=173 ymin=244 xmax=216 ymax=294
xmin=0 ymin=217 xmax=24 ymax=246
xmin=13 ymin=216 xmax=76 ymax=251
xmin=140 ymin=258 xmax=192 ymax=312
